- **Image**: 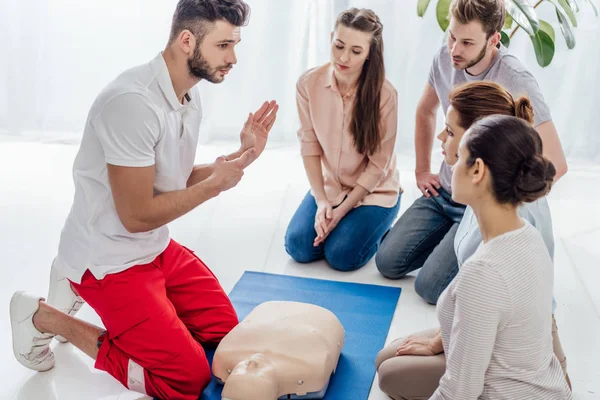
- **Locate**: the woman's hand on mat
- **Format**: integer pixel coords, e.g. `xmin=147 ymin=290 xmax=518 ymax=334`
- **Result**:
xmin=395 ymin=335 xmax=439 ymax=357
xmin=415 ymin=170 xmax=441 ymax=198
xmin=239 ymin=101 xmax=279 ymax=165
xmin=314 ymin=200 xmax=333 ymax=246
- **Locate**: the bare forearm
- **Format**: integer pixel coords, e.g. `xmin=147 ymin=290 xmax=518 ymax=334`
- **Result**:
xmin=125 ymin=179 xmax=220 ymax=233
xmin=302 ymin=156 xmax=327 ymax=201
xmin=338 ymin=185 xmax=368 ymax=214
xmin=187 ymin=148 xmax=244 ymax=187
xmin=415 ymin=111 xmax=437 ymax=172
xmin=187 ymin=164 xmax=213 ymax=187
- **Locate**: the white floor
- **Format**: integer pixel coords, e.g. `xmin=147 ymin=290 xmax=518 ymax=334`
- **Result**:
xmin=1 ymin=138 xmax=599 ymax=400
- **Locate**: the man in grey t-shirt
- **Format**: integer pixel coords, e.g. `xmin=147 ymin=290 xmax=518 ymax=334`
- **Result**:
xmin=431 ymin=43 xmax=553 ymax=191
xmin=376 ymin=0 xmax=567 ymax=305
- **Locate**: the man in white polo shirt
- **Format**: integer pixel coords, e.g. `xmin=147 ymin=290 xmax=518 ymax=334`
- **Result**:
xmin=9 ymin=0 xmax=278 ymax=398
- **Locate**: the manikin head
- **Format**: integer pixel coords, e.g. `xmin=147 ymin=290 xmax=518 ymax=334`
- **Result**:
xmin=222 ymin=354 xmax=278 ymax=400
xmin=447 ymin=0 xmax=504 ymax=72
xmin=166 ymin=0 xmax=250 ymax=83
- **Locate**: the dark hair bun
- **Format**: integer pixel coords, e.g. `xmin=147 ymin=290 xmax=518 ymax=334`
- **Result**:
xmin=514 ymin=154 xmax=556 ymax=203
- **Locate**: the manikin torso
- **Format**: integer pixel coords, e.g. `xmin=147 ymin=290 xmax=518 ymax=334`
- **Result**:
xmin=212 ymin=301 xmax=345 ymax=400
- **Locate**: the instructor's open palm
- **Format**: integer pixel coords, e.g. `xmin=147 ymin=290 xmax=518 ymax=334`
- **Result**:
xmin=240 ymin=100 xmax=279 ymax=163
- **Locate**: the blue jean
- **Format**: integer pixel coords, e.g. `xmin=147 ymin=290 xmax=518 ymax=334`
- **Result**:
xmin=375 ymin=188 xmax=466 ymax=304
xmin=285 ymin=191 xmax=401 ymax=272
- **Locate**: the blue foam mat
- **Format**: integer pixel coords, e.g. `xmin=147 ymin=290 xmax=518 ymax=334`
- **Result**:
xmin=199 ymin=271 xmax=401 ymax=400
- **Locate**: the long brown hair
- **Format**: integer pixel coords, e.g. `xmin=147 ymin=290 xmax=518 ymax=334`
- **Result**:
xmin=335 ymin=8 xmax=385 ymax=156
xmin=448 ymin=81 xmax=534 ymax=129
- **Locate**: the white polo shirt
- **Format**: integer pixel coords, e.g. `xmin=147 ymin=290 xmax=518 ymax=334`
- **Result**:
xmin=54 ymin=52 xmax=202 ymax=283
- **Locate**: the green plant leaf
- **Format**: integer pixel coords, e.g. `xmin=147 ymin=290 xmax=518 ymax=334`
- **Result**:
xmin=504 ymin=13 xmax=514 ymax=29
xmin=531 ymin=27 xmax=555 ymax=67
xmin=506 ymin=0 xmax=539 ymax=36
xmin=548 ymin=0 xmax=578 ymax=26
xmin=418 ymin=0 xmax=432 ymax=17
xmin=556 ymin=10 xmax=577 ymax=48
xmin=567 ymin=0 xmax=580 ymax=12
xmin=539 ymin=19 xmax=556 ymax=43
xmin=584 ymin=0 xmax=599 ymax=16
xmin=436 ymin=0 xmax=452 ymax=31
xmin=500 ymin=31 xmax=511 ymax=47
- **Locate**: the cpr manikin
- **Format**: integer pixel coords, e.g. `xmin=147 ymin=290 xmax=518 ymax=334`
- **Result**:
xmin=212 ymin=301 xmax=345 ymax=400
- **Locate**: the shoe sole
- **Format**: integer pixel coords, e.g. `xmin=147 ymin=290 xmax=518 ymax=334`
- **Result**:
xmin=9 ymin=291 xmax=54 ymax=372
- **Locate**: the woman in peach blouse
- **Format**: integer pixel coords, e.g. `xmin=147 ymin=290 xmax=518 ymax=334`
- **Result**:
xmin=285 ymin=8 xmax=401 ymax=271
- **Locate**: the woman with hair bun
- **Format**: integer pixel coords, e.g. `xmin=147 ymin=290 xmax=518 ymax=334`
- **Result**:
xmin=375 ymin=82 xmax=571 ymax=400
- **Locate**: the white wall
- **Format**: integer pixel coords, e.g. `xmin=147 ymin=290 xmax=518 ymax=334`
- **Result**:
xmin=1 ymin=0 xmax=599 ymax=161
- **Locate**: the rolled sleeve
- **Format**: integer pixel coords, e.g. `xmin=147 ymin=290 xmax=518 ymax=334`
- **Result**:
xmin=296 ymin=79 xmax=323 ymax=157
xmin=356 ymin=87 xmax=398 ymax=192
xmin=93 ymin=93 xmax=161 ymax=167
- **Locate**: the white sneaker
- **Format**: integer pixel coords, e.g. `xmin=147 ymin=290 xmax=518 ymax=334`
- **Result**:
xmin=10 ymin=291 xmax=56 ymax=372
xmin=47 ymin=262 xmax=85 ymax=343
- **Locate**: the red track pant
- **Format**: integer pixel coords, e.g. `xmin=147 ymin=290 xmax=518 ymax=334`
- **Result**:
xmin=70 ymin=239 xmax=238 ymax=399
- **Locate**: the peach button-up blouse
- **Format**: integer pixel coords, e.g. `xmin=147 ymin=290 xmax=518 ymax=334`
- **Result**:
xmin=296 ymin=63 xmax=400 ymax=208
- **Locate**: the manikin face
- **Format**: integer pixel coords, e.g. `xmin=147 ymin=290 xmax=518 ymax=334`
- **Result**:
xmin=188 ymin=20 xmax=241 ymax=83
xmin=330 ymin=25 xmax=372 ymax=78
xmin=446 ymin=18 xmax=497 ymax=71
xmin=222 ymin=354 xmax=278 ymax=400
xmin=437 ymin=106 xmax=466 ymax=166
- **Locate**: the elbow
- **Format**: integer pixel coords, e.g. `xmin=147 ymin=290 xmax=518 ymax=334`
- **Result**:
xmin=122 ymin=220 xmax=144 ymax=234
xmin=119 ymin=215 xmax=149 ymax=234
xmin=553 ymin=160 xmax=568 ymax=182
xmin=556 ymin=161 xmax=569 ymax=180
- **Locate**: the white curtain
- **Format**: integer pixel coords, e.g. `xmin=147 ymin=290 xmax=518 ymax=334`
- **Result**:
xmin=1 ymin=0 xmax=599 ymax=162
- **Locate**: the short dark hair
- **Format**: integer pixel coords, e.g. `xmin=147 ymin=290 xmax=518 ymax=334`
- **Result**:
xmin=168 ymin=0 xmax=251 ymax=44
xmin=465 ymin=115 xmax=556 ymax=205
xmin=450 ymin=0 xmax=505 ymax=38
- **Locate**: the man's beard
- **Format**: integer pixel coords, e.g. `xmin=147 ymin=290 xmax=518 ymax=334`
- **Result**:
xmin=188 ymin=43 xmax=231 ymax=83
xmin=454 ymin=43 xmax=487 ymax=72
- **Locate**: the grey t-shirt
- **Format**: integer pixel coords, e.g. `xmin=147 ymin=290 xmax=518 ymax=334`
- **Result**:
xmin=428 ymin=44 xmax=552 ymax=193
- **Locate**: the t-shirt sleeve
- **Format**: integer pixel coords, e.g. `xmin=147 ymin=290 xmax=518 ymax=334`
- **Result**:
xmin=92 ymin=93 xmax=161 ymax=167
xmin=507 ymin=69 xmax=552 ymax=127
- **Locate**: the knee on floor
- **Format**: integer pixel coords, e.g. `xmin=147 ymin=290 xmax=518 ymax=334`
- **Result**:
xmin=377 ymin=359 xmax=407 ymax=400
xmin=414 ymin=274 xmax=442 ymax=305
xmin=166 ymin=351 xmax=212 ymax=397
xmin=325 ymin=243 xmax=367 ymax=272
xmin=375 ymin=249 xmax=411 ymax=279
xmin=285 ymin=232 xmax=318 ymax=264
